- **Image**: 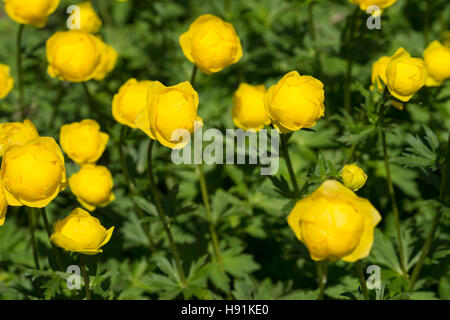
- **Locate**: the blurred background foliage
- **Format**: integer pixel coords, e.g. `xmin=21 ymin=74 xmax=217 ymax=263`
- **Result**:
xmin=0 ymin=0 xmax=449 ymax=299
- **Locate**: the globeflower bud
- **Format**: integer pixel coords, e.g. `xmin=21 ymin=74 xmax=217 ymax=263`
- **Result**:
xmin=0 ymin=184 xmax=7 ymax=226
xmin=50 ymin=207 xmax=114 ymax=255
xmin=349 ymin=0 xmax=397 ymax=11
xmin=69 ymin=165 xmax=115 ymax=211
xmin=341 ymin=163 xmax=368 ymax=191
xmin=371 ymin=56 xmax=391 ymax=91
xmin=0 ymin=63 xmax=14 ymax=99
xmin=112 ymin=79 xmax=155 ymax=128
xmin=386 ymin=48 xmax=427 ymax=102
xmin=231 ymin=84 xmax=270 ymax=131
xmin=264 ymin=71 xmax=325 ymax=133
xmin=135 ymin=81 xmax=203 ymax=149
xmin=46 ymin=30 xmax=112 ymax=82
xmin=179 ymin=14 xmax=243 ymax=74
xmin=288 ymin=180 xmax=381 ymax=262
xmin=73 ymin=1 xmax=102 ymax=33
xmin=0 ymin=119 xmax=39 ymax=156
xmin=423 ymin=41 xmax=450 ymax=87
xmin=4 ymin=0 xmax=60 ymax=28
xmin=0 ymin=137 xmax=67 ymax=208
xmin=60 ymin=119 xmax=109 ymax=165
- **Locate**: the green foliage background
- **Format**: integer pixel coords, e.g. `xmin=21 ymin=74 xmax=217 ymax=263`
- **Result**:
xmin=0 ymin=0 xmax=449 ymax=300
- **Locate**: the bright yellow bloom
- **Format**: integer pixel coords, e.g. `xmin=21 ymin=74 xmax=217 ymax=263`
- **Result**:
xmin=74 ymin=1 xmax=102 ymax=33
xmin=1 ymin=137 xmax=67 ymax=208
xmin=288 ymin=180 xmax=381 ymax=262
xmin=60 ymin=119 xmax=109 ymax=165
xmin=179 ymin=14 xmax=243 ymax=74
xmin=3 ymin=0 xmax=60 ymax=28
xmin=264 ymin=71 xmax=325 ymax=133
xmin=50 ymin=208 xmax=114 ymax=255
xmin=386 ymin=48 xmax=427 ymax=102
xmin=0 ymin=184 xmax=7 ymax=226
xmin=69 ymin=165 xmax=115 ymax=211
xmin=341 ymin=163 xmax=368 ymax=191
xmin=135 ymin=81 xmax=203 ymax=149
xmin=231 ymin=84 xmax=270 ymax=131
xmin=0 ymin=63 xmax=14 ymax=99
xmin=0 ymin=119 xmax=39 ymax=156
xmin=371 ymin=56 xmax=391 ymax=91
xmin=112 ymin=79 xmax=155 ymax=128
xmin=92 ymin=44 xmax=118 ymax=81
xmin=423 ymin=41 xmax=450 ymax=87
xmin=46 ymin=30 xmax=112 ymax=82
xmin=349 ymin=0 xmax=397 ymax=11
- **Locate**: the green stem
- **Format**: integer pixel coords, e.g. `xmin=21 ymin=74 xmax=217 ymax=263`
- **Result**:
xmin=316 ymin=261 xmax=328 ymax=300
xmin=16 ymin=24 xmax=25 ymax=119
xmin=344 ymin=7 xmax=359 ymax=112
xmin=280 ymin=134 xmax=300 ymax=198
xmin=197 ymin=163 xmax=224 ymax=270
xmin=344 ymin=143 xmax=357 ymax=164
xmin=147 ymin=140 xmax=186 ymax=286
xmin=41 ymin=207 xmax=64 ymax=270
xmin=81 ymin=82 xmax=108 ymax=129
xmin=355 ymin=260 xmax=370 ymax=300
xmin=79 ymin=255 xmax=91 ymax=300
xmin=119 ymin=126 xmax=156 ymax=252
xmin=27 ymin=208 xmax=40 ymax=269
xmin=424 ymin=0 xmax=431 ymax=46
xmin=307 ymin=1 xmax=322 ymax=76
xmin=408 ymin=130 xmax=450 ymax=290
xmin=379 ymin=96 xmax=408 ymax=277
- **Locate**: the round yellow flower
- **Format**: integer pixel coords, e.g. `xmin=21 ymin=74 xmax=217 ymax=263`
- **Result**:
xmin=179 ymin=14 xmax=243 ymax=74
xmin=0 ymin=137 xmax=67 ymax=208
xmin=112 ymin=79 xmax=155 ymax=128
xmin=264 ymin=71 xmax=325 ymax=133
xmin=349 ymin=0 xmax=397 ymax=11
xmin=0 ymin=63 xmax=14 ymax=100
xmin=371 ymin=56 xmax=391 ymax=91
xmin=46 ymin=30 xmax=111 ymax=82
xmin=386 ymin=48 xmax=427 ymax=102
xmin=135 ymin=81 xmax=203 ymax=149
xmin=423 ymin=41 xmax=450 ymax=87
xmin=231 ymin=83 xmax=270 ymax=131
xmin=69 ymin=165 xmax=115 ymax=211
xmin=3 ymin=0 xmax=60 ymax=28
xmin=0 ymin=184 xmax=7 ymax=226
xmin=0 ymin=119 xmax=39 ymax=156
xmin=287 ymin=180 xmax=381 ymax=262
xmin=60 ymin=119 xmax=109 ymax=165
xmin=92 ymin=44 xmax=118 ymax=81
xmin=341 ymin=163 xmax=368 ymax=191
xmin=73 ymin=1 xmax=102 ymax=33
xmin=50 ymin=207 xmax=114 ymax=255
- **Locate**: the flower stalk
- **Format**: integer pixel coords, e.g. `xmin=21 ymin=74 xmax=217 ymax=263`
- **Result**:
xmin=79 ymin=255 xmax=91 ymax=300
xmin=280 ymin=133 xmax=300 ymax=198
xmin=16 ymin=24 xmax=25 ymax=119
xmin=27 ymin=207 xmax=40 ymax=270
xmin=355 ymin=260 xmax=370 ymax=300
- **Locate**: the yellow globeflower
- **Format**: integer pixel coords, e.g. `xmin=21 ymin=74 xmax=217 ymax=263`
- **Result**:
xmin=231 ymin=83 xmax=270 ymax=131
xmin=60 ymin=119 xmax=109 ymax=165
xmin=69 ymin=165 xmax=115 ymax=211
xmin=423 ymin=41 xmax=450 ymax=87
xmin=0 ymin=119 xmax=39 ymax=156
xmin=349 ymin=0 xmax=397 ymax=11
xmin=3 ymin=0 xmax=60 ymax=28
xmin=50 ymin=208 xmax=114 ymax=255
xmin=179 ymin=14 xmax=243 ymax=74
xmin=264 ymin=71 xmax=325 ymax=133
xmin=288 ymin=180 xmax=381 ymax=262
xmin=0 ymin=63 xmax=14 ymax=99
xmin=135 ymin=81 xmax=202 ymax=149
xmin=112 ymin=79 xmax=155 ymax=128
xmin=386 ymin=48 xmax=427 ymax=102
xmin=0 ymin=184 xmax=7 ymax=226
xmin=371 ymin=56 xmax=391 ymax=91
xmin=74 ymin=1 xmax=102 ymax=33
xmin=0 ymin=137 xmax=67 ymax=208
xmin=46 ymin=30 xmax=111 ymax=82
xmin=341 ymin=163 xmax=368 ymax=191
xmin=92 ymin=44 xmax=118 ymax=81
